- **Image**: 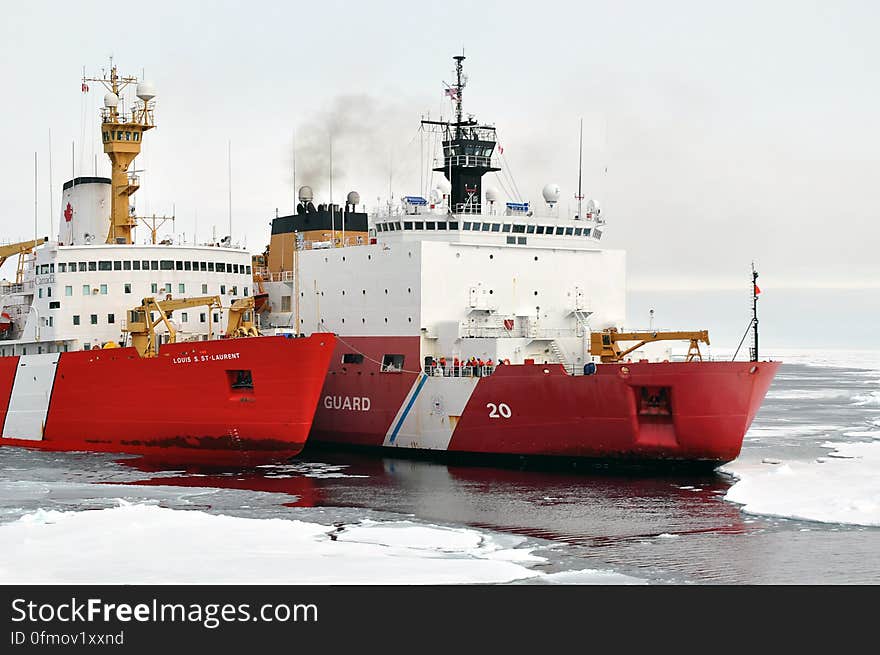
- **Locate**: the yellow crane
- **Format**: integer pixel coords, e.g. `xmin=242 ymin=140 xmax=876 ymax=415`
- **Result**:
xmin=590 ymin=327 xmax=710 ymax=363
xmin=0 ymin=237 xmax=49 ymax=284
xmin=124 ymin=295 xmax=259 ymax=358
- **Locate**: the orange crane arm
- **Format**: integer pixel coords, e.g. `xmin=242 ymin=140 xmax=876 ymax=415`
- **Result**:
xmin=590 ymin=328 xmax=710 ymax=363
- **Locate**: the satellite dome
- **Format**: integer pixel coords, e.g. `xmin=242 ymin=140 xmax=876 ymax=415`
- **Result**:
xmin=542 ymin=183 xmax=561 ymax=204
xmin=485 ymin=187 xmax=499 ymax=203
xmin=298 ymin=186 xmax=314 ymax=203
xmin=436 ymin=178 xmax=451 ymax=193
xmin=136 ymin=82 xmax=156 ymax=101
xmin=585 ymin=198 xmax=597 ymax=215
xmin=103 ymin=92 xmax=119 ymax=108
xmin=429 ymin=188 xmax=442 ymax=203
xmin=346 ymin=191 xmax=361 ymax=206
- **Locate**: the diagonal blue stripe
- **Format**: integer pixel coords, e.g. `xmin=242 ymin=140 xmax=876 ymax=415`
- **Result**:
xmin=389 ymin=374 xmax=428 ymax=445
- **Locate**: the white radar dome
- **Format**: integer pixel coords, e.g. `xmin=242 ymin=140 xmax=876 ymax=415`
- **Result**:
xmin=585 ymin=198 xmax=596 ymax=214
xmin=542 ymin=183 xmax=561 ymax=204
xmin=298 ymin=186 xmax=314 ymax=203
xmin=136 ymin=82 xmax=156 ymax=101
xmin=103 ymin=92 xmax=119 ymax=108
xmin=346 ymin=190 xmax=361 ymax=206
xmin=485 ymin=187 xmax=499 ymax=203
xmin=436 ymin=178 xmax=451 ymax=193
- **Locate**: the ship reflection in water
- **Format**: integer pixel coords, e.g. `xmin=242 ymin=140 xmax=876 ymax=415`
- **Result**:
xmin=120 ymin=449 xmax=757 ymax=582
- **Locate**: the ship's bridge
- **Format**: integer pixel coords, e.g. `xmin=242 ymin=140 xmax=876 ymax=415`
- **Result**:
xmin=371 ymin=205 xmax=605 ymax=250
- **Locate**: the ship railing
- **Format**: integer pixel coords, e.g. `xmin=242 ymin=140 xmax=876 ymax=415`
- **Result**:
xmin=434 ymin=155 xmax=498 ymax=169
xmin=425 ymin=364 xmax=496 ymax=378
xmin=0 ymin=282 xmax=24 ymax=295
xmin=459 ymin=323 xmax=580 ymax=340
xmin=260 ymin=271 xmax=295 ymax=283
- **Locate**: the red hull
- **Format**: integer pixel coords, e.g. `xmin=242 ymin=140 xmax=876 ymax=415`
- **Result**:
xmin=0 ymin=334 xmax=335 ymax=466
xmin=310 ymin=337 xmax=779 ymax=465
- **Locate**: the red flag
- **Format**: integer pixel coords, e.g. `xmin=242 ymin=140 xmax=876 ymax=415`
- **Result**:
xmin=497 ymin=145 xmax=504 ymax=154
xmin=81 ymin=82 xmax=89 ymax=92
xmin=754 ymin=284 xmax=761 ymax=296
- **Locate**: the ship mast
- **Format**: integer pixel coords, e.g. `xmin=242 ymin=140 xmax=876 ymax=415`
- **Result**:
xmin=83 ymin=63 xmax=158 ymax=245
xmin=421 ymin=55 xmax=500 ymax=215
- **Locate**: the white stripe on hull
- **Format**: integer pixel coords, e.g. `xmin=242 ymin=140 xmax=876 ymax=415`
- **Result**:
xmin=383 ymin=374 xmax=479 ymax=450
xmin=1 ymin=353 xmax=60 ymax=441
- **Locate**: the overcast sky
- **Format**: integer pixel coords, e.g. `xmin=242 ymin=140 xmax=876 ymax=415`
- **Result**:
xmin=1 ymin=0 xmax=878 ymax=290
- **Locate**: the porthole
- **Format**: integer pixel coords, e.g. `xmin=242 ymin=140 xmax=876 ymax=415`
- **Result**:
xmin=489 ymin=254 xmax=494 ymax=260
xmin=456 ymin=253 xmax=461 ymax=258
xmin=362 ymin=318 xmax=366 ymax=323
xmin=342 ymin=256 xmax=346 ymax=261
xmin=408 ymin=317 xmax=412 ymax=322
xmin=489 ymin=289 xmax=494 ymax=294
xmin=534 ymin=256 xmax=539 ymax=261
xmin=534 ymin=291 xmax=538 ymax=296
xmin=341 ymin=318 xmax=345 ymax=323
xmin=408 ymin=287 xmax=412 ymax=293
xmin=342 ymin=290 xmax=345 ymax=295
xmin=324 ymin=257 xmax=328 ymax=263
xmin=362 ymin=289 xmax=366 ymax=295
xmin=384 ymin=289 xmax=388 ymax=294
xmin=384 ymin=318 xmax=388 ymax=323
xmin=368 ymin=254 xmax=372 ymax=260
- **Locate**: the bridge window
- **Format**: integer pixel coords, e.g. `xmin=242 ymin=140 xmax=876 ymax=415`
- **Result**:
xmin=49 ymin=301 xmax=61 ymax=309
xmin=463 ymin=221 xmax=471 ymax=230
xmin=184 ymin=261 xmax=192 ymax=271
xmin=449 ymin=222 xmax=458 ymax=230
xmin=82 ymin=284 xmax=90 ymax=295
xmin=175 ymin=261 xmax=183 ymax=270
xmin=491 ymin=223 xmax=501 ymax=232
xmin=502 ymin=224 xmax=512 ymax=232
xmin=426 ymin=221 xmax=436 ymax=230
xmin=517 ymin=237 xmax=527 ymax=245
xmin=150 ymin=261 xmax=158 ymax=270
xmin=527 ymin=225 xmax=536 ymax=234
xmin=180 ymin=313 xmax=188 ymax=323
xmin=414 ymin=221 xmax=424 ymax=230
xmin=506 ymin=236 xmax=516 ymax=244
xmin=437 ymin=221 xmax=447 ymax=230
xmin=208 ymin=262 xmax=214 ymax=272
xmin=575 ymin=228 xmax=583 ymax=236
xmin=78 ymin=262 xmax=87 ymax=272
xmin=90 ymin=314 xmax=98 ymax=325
xmin=65 ymin=286 xmax=72 ymax=296
xmin=107 ymin=314 xmax=115 ymax=324
xmin=512 ymin=224 xmax=525 ymax=233
xmin=124 ymin=283 xmax=131 ymax=294
xmin=73 ymin=315 xmax=80 ymax=326
xmin=565 ymin=227 xmax=574 ymax=236
xmin=123 ymin=261 xmax=131 ymax=270
xmin=88 ymin=261 xmax=97 ymax=271
xmin=583 ymin=228 xmax=592 ymax=237
xmin=200 ymin=313 xmax=206 ymax=323
xmin=220 ymin=285 xmax=226 ymax=295
xmin=217 ymin=263 xmax=226 ymax=272
xmin=403 ymin=221 xmax=413 ymax=230
xmin=160 ymin=260 xmax=173 ymax=270
xmin=58 ymin=263 xmax=66 ymax=273
xmin=98 ymin=261 xmax=111 ymax=271
xmin=68 ymin=262 xmax=76 ymax=271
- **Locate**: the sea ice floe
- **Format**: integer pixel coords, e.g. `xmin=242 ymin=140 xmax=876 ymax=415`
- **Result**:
xmin=723 ymin=442 xmax=880 ymax=527
xmin=0 ymin=504 xmax=638 ymax=585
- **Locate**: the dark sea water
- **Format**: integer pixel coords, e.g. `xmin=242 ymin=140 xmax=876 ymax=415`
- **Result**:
xmin=1 ymin=355 xmax=878 ymax=584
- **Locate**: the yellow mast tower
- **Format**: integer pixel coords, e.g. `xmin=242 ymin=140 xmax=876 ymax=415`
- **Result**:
xmin=83 ymin=63 xmax=157 ymax=244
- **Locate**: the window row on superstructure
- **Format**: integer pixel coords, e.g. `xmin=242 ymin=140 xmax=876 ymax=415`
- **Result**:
xmin=36 ymin=260 xmax=252 ymax=275
xmin=374 ymin=219 xmax=602 ymax=239
xmin=38 ymin=281 xmax=249 ymax=299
